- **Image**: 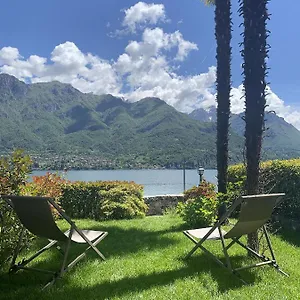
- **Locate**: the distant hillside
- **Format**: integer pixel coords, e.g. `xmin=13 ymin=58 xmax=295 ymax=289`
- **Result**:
xmin=189 ymin=107 xmax=300 ymax=160
xmin=231 ymin=112 xmax=300 ymax=159
xmin=189 ymin=107 xmax=217 ymax=122
xmin=0 ymin=73 xmax=244 ymax=169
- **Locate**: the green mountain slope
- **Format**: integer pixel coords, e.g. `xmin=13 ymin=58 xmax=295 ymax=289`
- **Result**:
xmin=231 ymin=112 xmax=300 ymax=159
xmin=0 ymin=74 xmax=243 ymax=168
xmin=189 ymin=108 xmax=300 ymax=160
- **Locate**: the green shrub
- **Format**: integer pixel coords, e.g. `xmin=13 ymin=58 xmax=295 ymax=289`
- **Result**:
xmin=177 ymin=180 xmax=218 ymax=227
xmin=61 ymin=181 xmax=147 ymax=220
xmin=61 ymin=181 xmax=101 ymax=219
xmin=163 ymin=207 xmax=178 ymax=218
xmin=227 ymin=159 xmax=300 ymax=220
xmin=0 ymin=150 xmax=32 ymax=268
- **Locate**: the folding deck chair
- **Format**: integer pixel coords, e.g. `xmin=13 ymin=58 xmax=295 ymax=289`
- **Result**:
xmin=1 ymin=195 xmax=108 ymax=289
xmin=183 ymin=193 xmax=288 ymax=283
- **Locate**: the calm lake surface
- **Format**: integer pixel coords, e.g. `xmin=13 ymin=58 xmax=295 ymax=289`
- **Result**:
xmin=31 ymin=169 xmax=217 ymax=196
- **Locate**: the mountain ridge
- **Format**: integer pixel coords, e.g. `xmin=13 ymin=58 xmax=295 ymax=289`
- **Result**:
xmin=0 ymin=73 xmax=299 ymax=169
xmin=189 ymin=107 xmax=300 ymax=160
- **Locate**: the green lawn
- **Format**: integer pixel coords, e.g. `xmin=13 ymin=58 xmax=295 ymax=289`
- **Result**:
xmin=1 ymin=215 xmax=299 ymax=300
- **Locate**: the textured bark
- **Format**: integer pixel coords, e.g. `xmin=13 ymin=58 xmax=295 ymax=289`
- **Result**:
xmin=240 ymin=0 xmax=270 ymax=252
xmin=215 ymin=0 xmax=232 ymax=194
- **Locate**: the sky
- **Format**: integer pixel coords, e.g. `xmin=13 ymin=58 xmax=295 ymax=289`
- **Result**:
xmin=0 ymin=0 xmax=299 ymax=129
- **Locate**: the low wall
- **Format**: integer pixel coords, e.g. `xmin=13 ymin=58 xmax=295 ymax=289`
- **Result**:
xmin=144 ymin=194 xmax=184 ymax=215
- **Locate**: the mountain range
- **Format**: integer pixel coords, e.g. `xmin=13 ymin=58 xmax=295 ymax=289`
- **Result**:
xmin=0 ymin=73 xmax=299 ymax=168
xmin=189 ymin=107 xmax=300 ymax=160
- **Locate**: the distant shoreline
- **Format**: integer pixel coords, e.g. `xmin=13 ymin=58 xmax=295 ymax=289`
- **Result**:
xmin=30 ymin=166 xmax=211 ymax=172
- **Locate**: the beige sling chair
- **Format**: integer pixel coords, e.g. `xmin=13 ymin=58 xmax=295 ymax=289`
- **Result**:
xmin=1 ymin=195 xmax=108 ymax=289
xmin=183 ymin=193 xmax=288 ymax=283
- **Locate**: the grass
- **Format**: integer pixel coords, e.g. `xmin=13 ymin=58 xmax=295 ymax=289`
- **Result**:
xmin=0 ymin=215 xmax=299 ymax=300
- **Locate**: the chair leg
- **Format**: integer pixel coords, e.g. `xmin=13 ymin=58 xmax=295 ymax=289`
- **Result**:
xmin=10 ymin=226 xmax=26 ymax=271
xmin=183 ymin=231 xmax=210 ymax=259
xmin=233 ymin=236 xmax=289 ymax=277
xmin=42 ymin=232 xmax=108 ymax=290
xmin=41 ymin=237 xmax=73 ymax=291
xmin=84 ymin=232 xmax=108 ymax=260
xmin=10 ymin=229 xmax=108 ymax=289
xmin=63 ymin=233 xmax=108 ymax=274
xmin=262 ymin=225 xmax=289 ymax=277
xmin=73 ymin=228 xmax=108 ymax=260
xmin=197 ymin=242 xmax=248 ymax=285
xmin=9 ymin=240 xmax=58 ymax=274
xmin=219 ymin=227 xmax=232 ymax=271
xmin=59 ymin=231 xmax=73 ymax=277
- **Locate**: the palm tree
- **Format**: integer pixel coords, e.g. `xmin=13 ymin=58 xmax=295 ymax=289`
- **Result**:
xmin=201 ymin=0 xmax=232 ymax=195
xmin=240 ymin=0 xmax=270 ymax=251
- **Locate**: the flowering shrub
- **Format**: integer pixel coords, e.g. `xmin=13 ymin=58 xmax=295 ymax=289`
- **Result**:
xmin=21 ymin=172 xmax=70 ymax=218
xmin=177 ymin=180 xmax=218 ymax=227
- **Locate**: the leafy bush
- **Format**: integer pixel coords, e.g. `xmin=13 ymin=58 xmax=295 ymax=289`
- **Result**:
xmin=22 ymin=172 xmax=69 ymax=219
xmin=0 ymin=150 xmax=32 ymax=268
xmin=163 ymin=207 xmax=178 ymax=218
xmin=61 ymin=181 xmax=147 ymax=220
xmin=177 ymin=180 xmax=218 ymax=227
xmin=227 ymin=159 xmax=300 ymax=220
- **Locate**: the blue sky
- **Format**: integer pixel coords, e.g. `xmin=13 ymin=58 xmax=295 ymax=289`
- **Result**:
xmin=0 ymin=0 xmax=299 ymax=128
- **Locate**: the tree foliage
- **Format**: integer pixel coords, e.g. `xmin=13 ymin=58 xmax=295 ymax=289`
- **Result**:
xmin=0 ymin=150 xmax=32 ymax=268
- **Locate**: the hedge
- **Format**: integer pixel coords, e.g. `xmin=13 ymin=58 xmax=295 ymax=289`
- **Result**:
xmin=60 ymin=181 xmax=147 ymax=220
xmin=23 ymin=174 xmax=147 ymax=220
xmin=228 ymin=159 xmax=300 ymax=220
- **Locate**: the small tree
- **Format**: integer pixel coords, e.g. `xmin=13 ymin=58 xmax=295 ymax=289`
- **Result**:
xmin=0 ymin=150 xmax=32 ymax=267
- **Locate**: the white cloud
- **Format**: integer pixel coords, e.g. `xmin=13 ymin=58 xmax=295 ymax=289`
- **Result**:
xmin=114 ymin=27 xmax=203 ymax=111
xmin=0 ymin=47 xmax=21 ymax=65
xmin=0 ymin=47 xmax=47 ymax=79
xmin=168 ymin=31 xmax=198 ymax=61
xmin=123 ymin=67 xmax=216 ymax=113
xmin=0 ymin=9 xmax=299 ymax=131
xmin=1 ymin=40 xmax=299 ymax=130
xmin=0 ymin=42 xmax=121 ymax=95
xmin=227 ymin=85 xmax=300 ymax=130
xmin=122 ymin=2 xmax=166 ymax=33
xmin=51 ymin=42 xmax=87 ymax=69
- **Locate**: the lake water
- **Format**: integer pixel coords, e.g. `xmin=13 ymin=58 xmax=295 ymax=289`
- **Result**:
xmin=31 ymin=169 xmax=217 ymax=196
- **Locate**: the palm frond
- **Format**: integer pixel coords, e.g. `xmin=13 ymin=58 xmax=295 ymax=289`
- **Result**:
xmin=201 ymin=0 xmax=215 ymax=5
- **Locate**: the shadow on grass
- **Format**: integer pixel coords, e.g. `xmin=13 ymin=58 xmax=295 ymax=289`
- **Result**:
xmin=0 ymin=242 xmax=265 ymax=300
xmin=84 ymin=223 xmax=184 ymax=258
xmin=42 ymin=255 xmax=258 ymax=300
xmin=0 ymin=224 xmax=181 ymax=298
xmin=275 ymin=228 xmax=300 ymax=247
xmin=0 ymin=239 xmax=67 ymax=299
xmin=0 ymin=220 xmax=268 ymax=300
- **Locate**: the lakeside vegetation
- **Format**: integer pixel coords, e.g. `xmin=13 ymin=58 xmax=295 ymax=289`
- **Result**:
xmin=28 ymin=152 xmax=198 ymax=170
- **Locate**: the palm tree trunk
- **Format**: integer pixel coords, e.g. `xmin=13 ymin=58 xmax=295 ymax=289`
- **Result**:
xmin=240 ymin=0 xmax=269 ymax=251
xmin=215 ymin=0 xmax=232 ymax=195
